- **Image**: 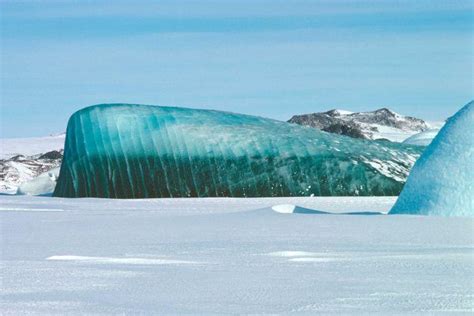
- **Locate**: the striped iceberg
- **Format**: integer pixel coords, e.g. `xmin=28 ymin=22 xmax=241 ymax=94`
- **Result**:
xmin=54 ymin=104 xmax=423 ymax=198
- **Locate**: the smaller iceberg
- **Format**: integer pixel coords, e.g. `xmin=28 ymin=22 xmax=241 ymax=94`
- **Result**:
xmin=403 ymin=129 xmax=440 ymax=146
xmin=16 ymin=167 xmax=60 ymax=196
xmin=390 ymin=101 xmax=474 ymax=217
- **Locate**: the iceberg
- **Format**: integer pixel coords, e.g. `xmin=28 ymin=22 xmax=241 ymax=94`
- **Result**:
xmin=390 ymin=101 xmax=474 ymax=216
xmin=402 ymin=129 xmax=440 ymax=146
xmin=17 ymin=167 xmax=60 ymax=196
xmin=54 ymin=104 xmax=423 ymax=198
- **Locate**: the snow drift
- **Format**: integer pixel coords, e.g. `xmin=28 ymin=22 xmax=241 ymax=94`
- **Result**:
xmin=390 ymin=101 xmax=474 ymax=217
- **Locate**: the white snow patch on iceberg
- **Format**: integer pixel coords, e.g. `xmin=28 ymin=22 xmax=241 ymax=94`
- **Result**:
xmin=360 ymin=157 xmax=407 ymax=183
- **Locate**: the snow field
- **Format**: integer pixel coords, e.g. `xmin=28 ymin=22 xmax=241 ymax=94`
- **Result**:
xmin=1 ymin=195 xmax=473 ymax=314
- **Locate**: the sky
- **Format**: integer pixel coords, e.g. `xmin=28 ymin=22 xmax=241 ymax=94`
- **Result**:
xmin=1 ymin=0 xmax=473 ymax=137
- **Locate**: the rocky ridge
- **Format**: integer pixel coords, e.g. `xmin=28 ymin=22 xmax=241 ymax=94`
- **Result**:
xmin=288 ymin=108 xmax=432 ymax=142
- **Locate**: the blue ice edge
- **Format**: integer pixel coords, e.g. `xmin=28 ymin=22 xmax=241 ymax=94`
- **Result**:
xmin=270 ymin=204 xmax=383 ymax=215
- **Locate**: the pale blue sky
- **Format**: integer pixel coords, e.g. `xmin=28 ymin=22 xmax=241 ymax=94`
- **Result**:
xmin=1 ymin=0 xmax=473 ymax=137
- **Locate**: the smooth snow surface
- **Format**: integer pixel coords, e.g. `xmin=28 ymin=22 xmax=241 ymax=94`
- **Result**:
xmin=1 ymin=195 xmax=473 ymax=314
xmin=46 ymin=255 xmax=202 ymax=265
xmin=391 ymin=101 xmax=474 ymax=217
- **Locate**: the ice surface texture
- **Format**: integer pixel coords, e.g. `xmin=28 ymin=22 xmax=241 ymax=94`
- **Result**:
xmin=391 ymin=101 xmax=474 ymax=216
xmin=54 ymin=104 xmax=423 ymax=198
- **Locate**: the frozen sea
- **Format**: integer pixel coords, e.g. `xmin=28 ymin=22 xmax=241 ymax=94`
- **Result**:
xmin=1 ymin=195 xmax=473 ymax=314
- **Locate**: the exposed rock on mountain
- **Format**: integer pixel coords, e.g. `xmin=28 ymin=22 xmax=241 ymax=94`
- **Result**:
xmin=321 ymin=122 xmax=366 ymax=139
xmin=288 ymin=108 xmax=432 ymax=142
xmin=39 ymin=150 xmax=63 ymax=160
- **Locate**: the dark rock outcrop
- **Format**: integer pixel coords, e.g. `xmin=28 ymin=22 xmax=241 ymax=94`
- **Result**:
xmin=288 ymin=108 xmax=429 ymax=141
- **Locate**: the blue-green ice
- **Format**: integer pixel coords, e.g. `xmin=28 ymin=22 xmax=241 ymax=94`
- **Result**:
xmin=391 ymin=101 xmax=474 ymax=217
xmin=54 ymin=104 xmax=423 ymax=198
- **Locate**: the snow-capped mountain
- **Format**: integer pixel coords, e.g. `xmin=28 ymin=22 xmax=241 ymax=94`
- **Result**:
xmin=288 ymin=108 xmax=440 ymax=142
xmin=0 ymin=134 xmax=65 ymax=193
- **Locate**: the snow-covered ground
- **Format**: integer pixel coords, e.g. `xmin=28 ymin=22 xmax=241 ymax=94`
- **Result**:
xmin=1 ymin=195 xmax=472 ymax=314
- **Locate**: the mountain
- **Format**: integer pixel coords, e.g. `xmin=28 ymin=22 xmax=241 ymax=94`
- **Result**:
xmin=288 ymin=108 xmax=438 ymax=142
xmin=0 ymin=134 xmax=65 ymax=193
